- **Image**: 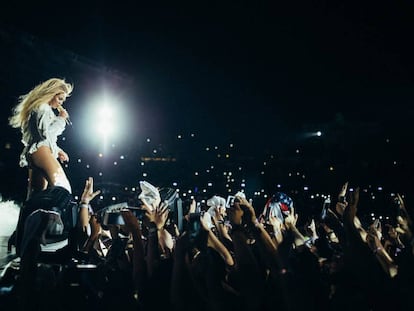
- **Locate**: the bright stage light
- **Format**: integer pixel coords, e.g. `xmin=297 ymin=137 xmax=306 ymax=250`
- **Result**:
xmin=96 ymin=105 xmax=116 ymax=137
xmin=78 ymin=85 xmax=134 ymax=153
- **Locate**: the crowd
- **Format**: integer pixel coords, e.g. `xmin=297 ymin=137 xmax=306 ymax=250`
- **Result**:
xmin=0 ymin=176 xmax=412 ymax=311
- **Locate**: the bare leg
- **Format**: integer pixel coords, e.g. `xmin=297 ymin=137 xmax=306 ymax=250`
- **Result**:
xmin=29 ymin=145 xmax=72 ymax=193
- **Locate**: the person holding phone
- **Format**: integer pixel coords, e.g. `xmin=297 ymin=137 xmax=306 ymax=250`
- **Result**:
xmin=9 ymin=78 xmax=73 ymax=200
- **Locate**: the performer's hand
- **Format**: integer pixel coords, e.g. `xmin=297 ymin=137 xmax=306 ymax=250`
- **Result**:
xmin=58 ymin=150 xmax=69 ymax=163
xmin=57 ymin=105 xmax=69 ymax=120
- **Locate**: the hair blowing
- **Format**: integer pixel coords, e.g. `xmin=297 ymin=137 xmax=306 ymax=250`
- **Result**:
xmin=9 ymin=78 xmax=73 ymax=130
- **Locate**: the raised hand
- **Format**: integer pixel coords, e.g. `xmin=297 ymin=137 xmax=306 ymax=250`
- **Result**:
xmin=396 ymin=193 xmax=412 ymax=227
xmin=284 ymin=207 xmax=298 ymax=229
xmin=121 ymin=209 xmax=141 ymax=233
xmin=268 ymin=214 xmax=284 ymax=245
xmin=344 ymin=187 xmax=359 ymax=222
xmin=144 ymin=201 xmax=169 ymax=230
xmin=237 ymin=197 xmax=257 ymax=224
xmin=228 ymin=201 xmax=244 ymax=226
xmin=80 ymin=177 xmax=101 ymax=205
xmin=336 ymin=182 xmax=349 ymax=216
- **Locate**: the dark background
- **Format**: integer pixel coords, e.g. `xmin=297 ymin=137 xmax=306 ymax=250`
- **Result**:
xmin=0 ymin=1 xmax=413 ymax=217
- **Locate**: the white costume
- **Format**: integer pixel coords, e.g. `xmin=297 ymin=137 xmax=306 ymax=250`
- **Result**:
xmin=19 ymin=103 xmax=71 ymax=192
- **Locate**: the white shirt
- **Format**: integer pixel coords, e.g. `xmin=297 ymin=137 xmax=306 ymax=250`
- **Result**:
xmin=19 ymin=103 xmax=66 ymax=167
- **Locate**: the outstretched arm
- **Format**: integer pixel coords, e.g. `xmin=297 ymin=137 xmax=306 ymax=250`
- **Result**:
xmin=77 ymin=177 xmax=101 ymax=249
xmin=200 ymin=213 xmax=234 ymax=266
xmin=121 ymin=210 xmax=147 ymax=294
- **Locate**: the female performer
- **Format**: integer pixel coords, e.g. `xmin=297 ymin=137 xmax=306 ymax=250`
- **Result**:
xmin=9 ymin=78 xmax=73 ymax=200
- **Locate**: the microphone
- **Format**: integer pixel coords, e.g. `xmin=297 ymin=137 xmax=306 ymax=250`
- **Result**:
xmin=57 ymin=106 xmax=72 ymax=126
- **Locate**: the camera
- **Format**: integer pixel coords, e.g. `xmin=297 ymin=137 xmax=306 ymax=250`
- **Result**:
xmin=98 ymin=202 xmax=147 ymax=226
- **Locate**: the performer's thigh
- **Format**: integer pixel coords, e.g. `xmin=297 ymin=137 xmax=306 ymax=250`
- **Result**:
xmin=30 ymin=146 xmax=64 ymax=184
xmin=29 ymin=167 xmax=48 ymax=192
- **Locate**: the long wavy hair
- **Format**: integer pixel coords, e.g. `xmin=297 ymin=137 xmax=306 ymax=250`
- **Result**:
xmin=9 ymin=78 xmax=73 ymax=130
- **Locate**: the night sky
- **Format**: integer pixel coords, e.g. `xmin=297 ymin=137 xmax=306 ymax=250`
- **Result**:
xmin=0 ymin=1 xmax=413 ymax=210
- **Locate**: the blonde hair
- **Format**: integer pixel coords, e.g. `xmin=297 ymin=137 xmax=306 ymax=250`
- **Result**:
xmin=9 ymin=78 xmax=73 ymax=130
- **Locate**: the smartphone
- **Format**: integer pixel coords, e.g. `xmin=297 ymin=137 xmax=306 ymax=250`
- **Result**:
xmin=226 ymin=195 xmax=235 ymax=208
xmin=321 ymin=197 xmax=331 ymax=220
xmin=373 ymin=219 xmax=381 ymax=230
